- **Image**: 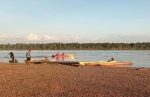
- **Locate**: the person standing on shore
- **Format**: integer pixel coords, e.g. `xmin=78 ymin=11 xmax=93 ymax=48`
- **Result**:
xmin=26 ymin=49 xmax=31 ymax=61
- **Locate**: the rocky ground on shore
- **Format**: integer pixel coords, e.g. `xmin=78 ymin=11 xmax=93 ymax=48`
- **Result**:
xmin=0 ymin=63 xmax=150 ymax=97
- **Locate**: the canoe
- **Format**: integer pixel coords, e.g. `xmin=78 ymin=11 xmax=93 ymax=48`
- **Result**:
xmin=79 ymin=61 xmax=133 ymax=67
xmin=25 ymin=60 xmax=50 ymax=64
xmin=25 ymin=60 xmax=80 ymax=66
xmin=25 ymin=60 xmax=133 ymax=67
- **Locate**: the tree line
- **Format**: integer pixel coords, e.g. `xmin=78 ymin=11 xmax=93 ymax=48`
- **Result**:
xmin=0 ymin=43 xmax=150 ymax=50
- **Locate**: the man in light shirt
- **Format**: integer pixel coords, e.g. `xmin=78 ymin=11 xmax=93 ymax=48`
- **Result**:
xmin=26 ymin=49 xmax=31 ymax=61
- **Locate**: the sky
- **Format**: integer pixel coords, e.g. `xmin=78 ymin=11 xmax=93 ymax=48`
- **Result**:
xmin=0 ymin=0 xmax=150 ymax=43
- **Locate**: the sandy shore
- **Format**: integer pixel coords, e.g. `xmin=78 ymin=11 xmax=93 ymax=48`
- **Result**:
xmin=0 ymin=63 xmax=150 ymax=97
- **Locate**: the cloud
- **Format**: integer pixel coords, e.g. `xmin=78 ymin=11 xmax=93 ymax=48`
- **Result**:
xmin=0 ymin=33 xmax=79 ymax=43
xmin=25 ymin=33 xmax=60 ymax=42
xmin=0 ymin=33 xmax=150 ymax=44
xmin=0 ymin=35 xmax=8 ymax=39
xmin=99 ymin=33 xmax=150 ymax=43
xmin=43 ymin=35 xmax=57 ymax=41
xmin=26 ymin=33 xmax=39 ymax=41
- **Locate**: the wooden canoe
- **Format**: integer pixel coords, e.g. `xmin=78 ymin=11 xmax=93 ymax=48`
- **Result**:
xmin=25 ymin=60 xmax=80 ymax=66
xmin=25 ymin=60 xmax=133 ymax=67
xmin=79 ymin=61 xmax=133 ymax=67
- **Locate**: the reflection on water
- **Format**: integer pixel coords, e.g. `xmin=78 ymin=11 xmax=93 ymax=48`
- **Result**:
xmin=0 ymin=50 xmax=150 ymax=67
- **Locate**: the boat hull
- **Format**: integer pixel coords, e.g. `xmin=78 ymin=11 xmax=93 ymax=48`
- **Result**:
xmin=79 ymin=61 xmax=133 ymax=67
xmin=25 ymin=60 xmax=80 ymax=66
xmin=25 ymin=60 xmax=133 ymax=67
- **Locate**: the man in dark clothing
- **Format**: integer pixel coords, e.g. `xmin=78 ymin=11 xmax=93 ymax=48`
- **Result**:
xmin=8 ymin=52 xmax=16 ymax=63
xmin=9 ymin=52 xmax=14 ymax=60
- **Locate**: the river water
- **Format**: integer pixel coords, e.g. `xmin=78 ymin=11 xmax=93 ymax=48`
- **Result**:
xmin=0 ymin=50 xmax=150 ymax=67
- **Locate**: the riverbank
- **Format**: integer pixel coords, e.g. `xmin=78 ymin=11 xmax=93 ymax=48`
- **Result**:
xmin=0 ymin=63 xmax=150 ymax=97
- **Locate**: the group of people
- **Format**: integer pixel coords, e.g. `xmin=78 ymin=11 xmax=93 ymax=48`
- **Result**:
xmin=8 ymin=49 xmax=31 ymax=63
xmin=8 ymin=50 xmax=68 ymax=63
xmin=8 ymin=50 xmax=114 ymax=63
xmin=52 ymin=52 xmax=65 ymax=61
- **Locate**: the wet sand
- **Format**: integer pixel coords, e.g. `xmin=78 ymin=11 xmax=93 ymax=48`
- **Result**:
xmin=0 ymin=63 xmax=150 ymax=97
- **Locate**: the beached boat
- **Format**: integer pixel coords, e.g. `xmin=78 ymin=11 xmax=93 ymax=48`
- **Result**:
xmin=25 ymin=60 xmax=133 ymax=67
xmin=79 ymin=61 xmax=133 ymax=67
xmin=25 ymin=60 xmax=80 ymax=66
xmin=25 ymin=60 xmax=49 ymax=64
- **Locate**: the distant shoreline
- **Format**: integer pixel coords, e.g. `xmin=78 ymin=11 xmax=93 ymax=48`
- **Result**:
xmin=0 ymin=42 xmax=150 ymax=50
xmin=1 ymin=49 xmax=150 ymax=51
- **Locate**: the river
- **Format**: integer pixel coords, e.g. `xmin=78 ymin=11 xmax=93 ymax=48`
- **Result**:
xmin=0 ymin=50 xmax=150 ymax=67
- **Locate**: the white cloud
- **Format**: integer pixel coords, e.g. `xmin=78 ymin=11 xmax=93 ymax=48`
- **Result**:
xmin=0 ymin=35 xmax=8 ymax=39
xmin=43 ymin=35 xmax=57 ymax=41
xmin=0 ymin=33 xmax=60 ymax=43
xmin=74 ymin=36 xmax=80 ymax=40
xmin=0 ymin=33 xmax=150 ymax=44
xmin=26 ymin=33 xmax=39 ymax=41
